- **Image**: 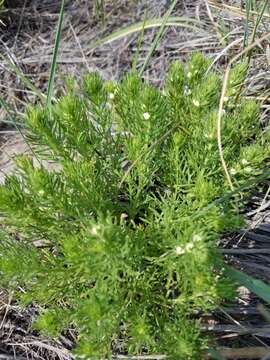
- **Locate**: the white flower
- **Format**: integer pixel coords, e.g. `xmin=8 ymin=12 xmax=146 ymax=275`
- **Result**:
xmin=223 ymin=96 xmax=229 ymax=102
xmin=192 ymin=100 xmax=200 ymax=107
xmin=193 ymin=234 xmax=202 ymax=242
xmin=187 ymin=72 xmax=192 ymax=78
xmin=38 ymin=190 xmax=45 ymax=196
xmin=175 ymin=246 xmax=185 ymax=255
xmin=109 ymin=93 xmax=115 ymax=100
xmin=241 ymin=159 xmax=248 ymax=165
xmin=185 ymin=243 xmax=194 ymax=252
xmin=143 ymin=112 xmax=151 ymax=120
xmin=204 ymin=133 xmax=213 ymax=139
xmin=244 ymin=166 xmax=253 ymax=173
xmin=230 ymin=168 xmax=237 ymax=175
xmin=91 ymin=225 xmax=100 ymax=236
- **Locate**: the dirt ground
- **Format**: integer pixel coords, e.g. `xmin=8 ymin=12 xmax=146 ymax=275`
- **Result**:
xmin=1 ymin=0 xmax=270 ymax=359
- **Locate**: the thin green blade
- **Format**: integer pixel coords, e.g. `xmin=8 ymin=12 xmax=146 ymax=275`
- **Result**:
xmin=88 ymin=17 xmax=200 ymax=51
xmin=46 ymin=0 xmax=65 ymax=110
xmin=226 ymin=267 xmax=270 ymax=303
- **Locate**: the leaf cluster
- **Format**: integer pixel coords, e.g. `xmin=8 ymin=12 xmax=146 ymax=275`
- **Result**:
xmin=0 ymin=54 xmax=269 ymax=359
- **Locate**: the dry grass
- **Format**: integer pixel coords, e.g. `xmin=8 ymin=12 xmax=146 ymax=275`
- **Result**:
xmin=1 ymin=0 xmax=270 ymax=359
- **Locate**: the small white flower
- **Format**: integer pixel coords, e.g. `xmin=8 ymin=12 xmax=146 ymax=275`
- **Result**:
xmin=38 ymin=190 xmax=45 ymax=196
xmin=193 ymin=234 xmax=202 ymax=242
xmin=185 ymin=243 xmax=194 ymax=252
xmin=230 ymin=168 xmax=237 ymax=175
xmin=204 ymin=133 xmax=213 ymax=140
xmin=244 ymin=166 xmax=253 ymax=173
xmin=224 ymin=96 xmax=229 ymax=102
xmin=91 ymin=225 xmax=100 ymax=236
xmin=175 ymin=246 xmax=185 ymax=255
xmin=192 ymin=100 xmax=200 ymax=107
xmin=120 ymin=213 xmax=128 ymax=222
xmin=143 ymin=112 xmax=151 ymax=120
xmin=187 ymin=72 xmax=192 ymax=78
xmin=241 ymin=159 xmax=248 ymax=165
xmin=109 ymin=93 xmax=115 ymax=100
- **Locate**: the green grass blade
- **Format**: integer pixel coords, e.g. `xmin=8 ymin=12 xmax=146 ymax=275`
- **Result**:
xmin=132 ymin=12 xmax=148 ymax=72
xmin=226 ymin=267 xmax=270 ymax=303
xmin=0 ymin=54 xmax=46 ymax=102
xmin=88 ymin=17 xmax=200 ymax=51
xmin=250 ymin=0 xmax=268 ymax=44
xmin=140 ymin=0 xmax=179 ymax=75
xmin=46 ymin=0 xmax=65 ymax=110
xmin=94 ymin=0 xmax=105 ymax=23
xmin=243 ymin=0 xmax=253 ymax=47
xmin=246 ymin=0 xmax=268 ymax=63
xmin=208 ymin=349 xmax=227 ymax=360
xmin=0 ymin=97 xmax=23 ymax=127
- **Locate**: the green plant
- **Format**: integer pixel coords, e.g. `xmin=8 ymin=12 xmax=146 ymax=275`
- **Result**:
xmin=0 ymin=0 xmax=5 ymax=15
xmin=0 ymin=54 xmax=269 ymax=359
xmin=94 ymin=0 xmax=104 ymax=21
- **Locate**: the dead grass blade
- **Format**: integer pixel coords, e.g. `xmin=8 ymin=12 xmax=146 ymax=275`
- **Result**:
xmin=206 ymin=347 xmax=270 ymax=359
xmin=217 ymin=31 xmax=270 ymax=190
xmin=87 ymin=17 xmax=201 ymax=51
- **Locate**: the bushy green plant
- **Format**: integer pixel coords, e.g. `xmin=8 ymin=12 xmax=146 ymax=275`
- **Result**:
xmin=0 ymin=54 xmax=269 ymax=359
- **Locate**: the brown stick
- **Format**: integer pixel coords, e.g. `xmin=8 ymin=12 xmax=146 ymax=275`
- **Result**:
xmin=216 ymin=31 xmax=270 ymax=191
xmin=206 ymin=347 xmax=270 ymax=359
xmin=220 ymin=248 xmax=270 ymax=255
xmin=112 ymin=348 xmax=270 ymax=360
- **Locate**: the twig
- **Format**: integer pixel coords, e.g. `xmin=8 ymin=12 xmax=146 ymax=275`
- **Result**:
xmin=0 ymin=292 xmax=12 ymax=330
xmin=98 ymin=348 xmax=270 ymax=360
xmin=206 ymin=347 xmax=270 ymax=359
xmin=247 ymin=185 xmax=270 ymax=216
xmin=202 ymin=324 xmax=270 ymax=335
xmin=221 ymin=248 xmax=270 ymax=255
xmin=217 ymin=31 xmax=270 ymax=191
xmin=208 ymin=0 xmax=270 ymax=19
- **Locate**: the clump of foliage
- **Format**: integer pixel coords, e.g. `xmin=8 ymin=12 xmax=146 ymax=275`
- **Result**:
xmin=0 ymin=54 xmax=269 ymax=359
xmin=0 ymin=0 xmax=4 ymax=13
